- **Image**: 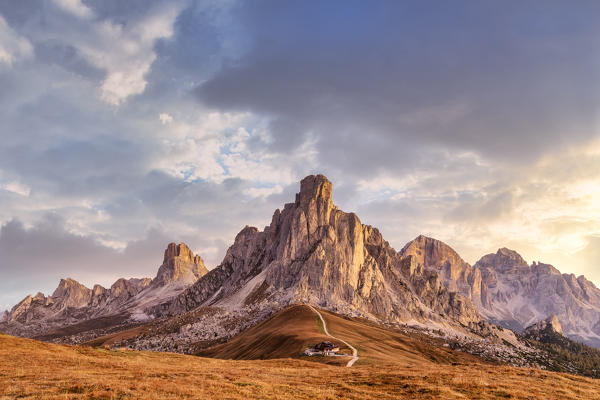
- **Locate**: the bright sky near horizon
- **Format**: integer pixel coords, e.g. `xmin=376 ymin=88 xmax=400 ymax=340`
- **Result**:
xmin=0 ymin=0 xmax=599 ymax=310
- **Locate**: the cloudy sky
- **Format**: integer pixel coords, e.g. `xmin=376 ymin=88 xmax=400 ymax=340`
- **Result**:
xmin=0 ymin=0 xmax=599 ymax=310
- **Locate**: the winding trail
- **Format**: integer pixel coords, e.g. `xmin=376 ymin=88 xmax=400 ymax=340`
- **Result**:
xmin=307 ymin=304 xmax=359 ymax=367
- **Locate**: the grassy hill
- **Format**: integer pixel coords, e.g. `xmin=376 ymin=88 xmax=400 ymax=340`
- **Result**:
xmin=197 ymin=305 xmax=482 ymax=367
xmin=2 ymin=308 xmax=600 ymax=399
xmin=197 ymin=304 xmax=350 ymax=362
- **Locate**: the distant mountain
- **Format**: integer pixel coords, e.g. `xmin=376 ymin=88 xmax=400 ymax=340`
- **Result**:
xmin=0 ymin=242 xmax=206 ymax=337
xmin=401 ymin=236 xmax=600 ymax=347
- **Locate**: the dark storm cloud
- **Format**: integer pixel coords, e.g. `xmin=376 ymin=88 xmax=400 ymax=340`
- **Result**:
xmin=196 ymin=0 xmax=600 ymax=174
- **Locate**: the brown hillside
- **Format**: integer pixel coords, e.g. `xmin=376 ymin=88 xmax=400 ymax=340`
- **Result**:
xmin=317 ymin=307 xmax=482 ymax=366
xmin=196 ymin=304 xmax=349 ymax=361
xmin=197 ymin=304 xmax=480 ymax=367
xmin=34 ymin=313 xmax=131 ymax=342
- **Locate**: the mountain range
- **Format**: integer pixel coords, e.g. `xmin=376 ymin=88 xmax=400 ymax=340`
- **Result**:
xmin=0 ymin=242 xmax=206 ymax=338
xmin=1 ymin=174 xmax=599 ymax=357
xmin=401 ymin=235 xmax=600 ymax=347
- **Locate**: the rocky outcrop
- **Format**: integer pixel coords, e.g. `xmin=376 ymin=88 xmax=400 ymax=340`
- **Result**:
xmin=152 ymin=243 xmax=207 ymax=288
xmin=89 ymin=278 xmax=152 ymax=309
xmin=152 ymin=175 xmax=484 ymax=330
xmin=525 ymin=315 xmax=563 ymax=335
xmin=51 ymin=278 xmax=93 ymax=309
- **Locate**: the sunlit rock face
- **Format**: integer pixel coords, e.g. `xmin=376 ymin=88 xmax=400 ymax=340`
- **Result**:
xmin=152 ymin=243 xmax=208 ymax=288
xmin=402 ymin=237 xmax=600 ymax=347
xmin=400 ymin=235 xmax=489 ymax=310
xmin=154 ymin=174 xmax=483 ymax=329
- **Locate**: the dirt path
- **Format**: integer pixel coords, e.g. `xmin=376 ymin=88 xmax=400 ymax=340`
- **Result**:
xmin=307 ymin=304 xmax=359 ymax=367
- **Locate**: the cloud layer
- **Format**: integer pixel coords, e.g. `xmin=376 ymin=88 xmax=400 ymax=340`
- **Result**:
xmin=0 ymin=0 xmax=598 ymax=309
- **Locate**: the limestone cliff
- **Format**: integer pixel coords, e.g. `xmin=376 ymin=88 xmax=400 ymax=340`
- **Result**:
xmin=400 ymin=237 xmax=600 ymax=347
xmin=153 ymin=175 xmax=483 ymax=329
xmin=152 ymin=243 xmax=207 ymax=288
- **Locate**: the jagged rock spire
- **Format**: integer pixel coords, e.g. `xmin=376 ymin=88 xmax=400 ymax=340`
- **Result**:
xmin=296 ymin=174 xmax=333 ymax=207
xmin=152 ymin=243 xmax=208 ymax=287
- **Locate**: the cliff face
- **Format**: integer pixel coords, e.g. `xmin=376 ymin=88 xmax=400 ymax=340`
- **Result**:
xmin=154 ymin=175 xmax=483 ymax=329
xmin=400 ymin=235 xmax=489 ymax=310
xmin=400 ymin=237 xmax=600 ymax=347
xmin=474 ymin=250 xmax=600 ymax=347
xmin=152 ymin=243 xmax=207 ymax=288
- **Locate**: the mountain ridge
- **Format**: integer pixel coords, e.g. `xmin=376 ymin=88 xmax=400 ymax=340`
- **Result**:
xmin=401 ymin=235 xmax=600 ymax=347
xmin=150 ymin=175 xmax=485 ymax=333
xmin=0 ymin=242 xmax=206 ymax=337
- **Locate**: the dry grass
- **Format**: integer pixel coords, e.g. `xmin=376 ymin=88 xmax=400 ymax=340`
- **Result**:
xmin=317 ymin=307 xmax=484 ymax=366
xmin=1 ymin=307 xmax=600 ymax=399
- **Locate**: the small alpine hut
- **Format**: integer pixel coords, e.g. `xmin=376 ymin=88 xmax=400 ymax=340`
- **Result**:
xmin=314 ymin=341 xmax=340 ymax=355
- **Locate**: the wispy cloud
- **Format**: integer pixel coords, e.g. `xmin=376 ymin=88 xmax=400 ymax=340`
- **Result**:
xmin=0 ymin=15 xmax=32 ymax=66
xmin=0 ymin=0 xmax=598 ymax=308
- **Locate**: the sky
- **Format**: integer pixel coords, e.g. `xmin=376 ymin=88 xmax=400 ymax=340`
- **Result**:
xmin=0 ymin=0 xmax=599 ymax=311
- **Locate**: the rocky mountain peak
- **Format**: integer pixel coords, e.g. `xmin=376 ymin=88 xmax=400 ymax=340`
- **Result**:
xmin=399 ymin=235 xmax=486 ymax=309
xmin=157 ymin=174 xmax=484 ymax=330
xmin=400 ymin=235 xmax=467 ymax=269
xmin=51 ymin=278 xmax=92 ymax=309
xmin=295 ymin=174 xmax=333 ymax=208
xmin=163 ymin=242 xmax=201 ymax=265
xmin=153 ymin=242 xmax=208 ymax=288
xmin=474 ymin=248 xmax=528 ymax=273
xmin=496 ymin=248 xmax=528 ymax=264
